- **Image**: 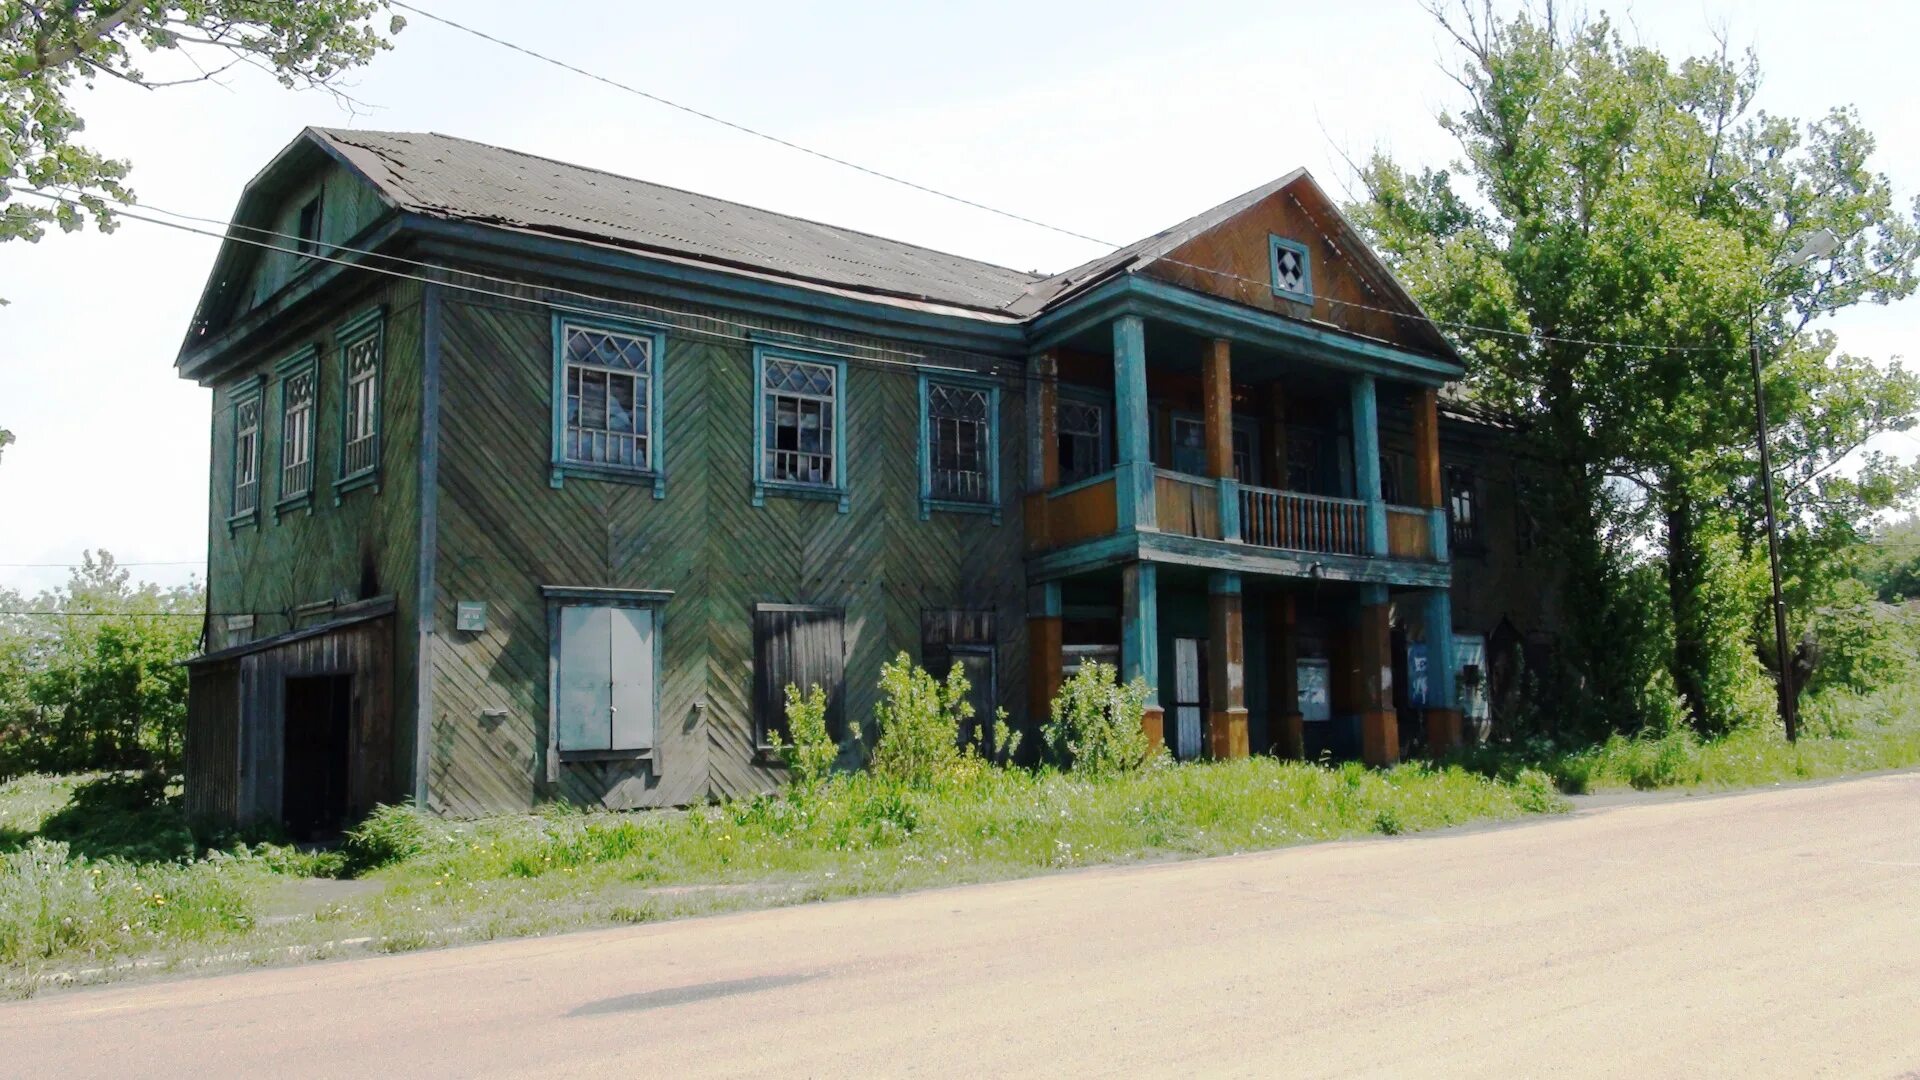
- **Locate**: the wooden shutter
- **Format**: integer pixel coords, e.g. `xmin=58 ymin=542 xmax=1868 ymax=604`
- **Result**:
xmin=557 ymin=606 xmax=613 ymax=751
xmin=610 ymin=607 xmax=656 ymax=751
xmin=754 ymin=605 xmax=845 ymax=747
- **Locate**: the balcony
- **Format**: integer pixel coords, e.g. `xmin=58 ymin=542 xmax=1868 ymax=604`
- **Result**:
xmin=1025 ymin=467 xmax=1447 ymax=586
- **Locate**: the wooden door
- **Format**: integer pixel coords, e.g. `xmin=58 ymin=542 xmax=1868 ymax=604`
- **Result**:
xmin=1172 ymin=637 xmax=1206 ymax=760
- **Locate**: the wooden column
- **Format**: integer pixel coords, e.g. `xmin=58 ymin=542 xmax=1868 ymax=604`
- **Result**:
xmin=1206 ymin=571 xmax=1250 ymax=758
xmin=1357 ymin=584 xmax=1398 ymax=767
xmin=1028 ymin=351 xmax=1060 ymax=492
xmin=1422 ymin=588 xmax=1461 ymax=756
xmin=1113 ymin=316 xmax=1155 ymax=531
xmin=1203 ymin=339 xmax=1233 ymax=478
xmin=1121 ymin=561 xmax=1163 ymax=750
xmin=1028 ymin=582 xmax=1064 ymax=729
xmin=1268 ymin=592 xmax=1303 ymax=758
xmin=1349 ymin=374 xmax=1388 ymax=555
xmin=1412 ymin=386 xmax=1442 ymax=509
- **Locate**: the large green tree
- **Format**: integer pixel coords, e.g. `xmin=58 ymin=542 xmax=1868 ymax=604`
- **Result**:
xmin=2 ymin=1 xmax=401 ymax=245
xmin=1351 ymin=2 xmax=1920 ymax=735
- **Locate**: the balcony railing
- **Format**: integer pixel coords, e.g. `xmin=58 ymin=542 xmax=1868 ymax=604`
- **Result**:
xmin=1155 ymin=470 xmax=1222 ymax=541
xmin=1024 ymin=469 xmax=1119 ymax=554
xmin=1240 ymin=484 xmax=1368 ymax=556
xmin=1384 ymin=504 xmax=1433 ymax=560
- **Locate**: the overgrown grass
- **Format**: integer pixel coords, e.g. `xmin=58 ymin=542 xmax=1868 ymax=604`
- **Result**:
xmin=1455 ymin=683 xmax=1920 ymax=793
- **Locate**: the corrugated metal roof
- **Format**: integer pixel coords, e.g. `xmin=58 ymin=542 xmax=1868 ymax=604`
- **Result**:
xmin=313 ymin=128 xmax=1046 ymax=314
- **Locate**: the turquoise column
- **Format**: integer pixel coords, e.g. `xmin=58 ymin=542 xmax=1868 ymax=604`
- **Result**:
xmin=1350 ymin=373 xmax=1388 ymax=555
xmin=1113 ymin=315 xmax=1155 ymax=531
xmin=1121 ymin=561 xmax=1160 ymax=708
xmin=1425 ymin=588 xmax=1457 ymax=709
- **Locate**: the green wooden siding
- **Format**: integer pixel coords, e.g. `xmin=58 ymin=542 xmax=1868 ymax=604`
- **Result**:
xmin=428 ymin=287 xmax=1028 ymax=813
xmin=243 ymin=162 xmax=389 ymax=312
xmin=205 ymin=276 xmax=424 ymax=793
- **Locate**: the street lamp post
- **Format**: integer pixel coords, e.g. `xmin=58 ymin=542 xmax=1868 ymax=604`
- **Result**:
xmin=1752 ymin=228 xmax=1838 ymax=744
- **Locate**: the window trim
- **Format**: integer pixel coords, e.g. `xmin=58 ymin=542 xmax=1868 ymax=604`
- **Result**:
xmin=548 ymin=313 xmax=669 ymax=497
xmin=1446 ymin=463 xmax=1484 ymax=556
xmin=1056 ymin=385 xmax=1113 ymax=486
xmin=917 ymin=370 xmax=1001 ymax=522
xmin=333 ymin=305 xmax=385 ymax=501
xmin=541 ymin=585 xmax=672 ymax=782
xmin=273 ymin=346 xmax=319 ymax=521
xmin=226 ymin=374 xmax=265 ymax=532
xmin=1165 ymin=409 xmax=1261 ymax=484
xmin=752 ymin=346 xmax=849 ymax=512
xmin=1268 ymin=233 xmax=1314 ymax=304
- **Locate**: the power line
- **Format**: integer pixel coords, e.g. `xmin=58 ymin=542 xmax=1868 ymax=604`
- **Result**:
xmin=0 ymin=560 xmax=205 ymax=568
xmin=387 ymin=1 xmax=1728 ymax=356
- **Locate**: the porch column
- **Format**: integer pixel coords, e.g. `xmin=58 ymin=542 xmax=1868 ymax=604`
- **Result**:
xmin=1027 ymin=350 xmax=1060 ymax=491
xmin=1412 ymin=385 xmax=1447 ymax=559
xmin=1357 ymin=583 xmax=1398 ymax=767
xmin=1349 ymin=374 xmax=1389 ymax=556
xmin=1206 ymin=572 xmax=1250 ymax=758
xmin=1121 ymin=561 xmax=1163 ymax=750
xmin=1204 ymin=338 xmax=1241 ymax=541
xmin=1114 ymin=315 xmax=1156 ymax=531
xmin=1028 ymin=582 xmax=1064 ymax=728
xmin=1268 ymin=592 xmax=1303 ymax=758
xmin=1263 ymin=382 xmax=1289 ymax=490
xmin=1422 ymin=587 xmax=1462 ymax=756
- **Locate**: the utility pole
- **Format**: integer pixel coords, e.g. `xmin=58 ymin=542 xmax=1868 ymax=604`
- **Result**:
xmin=1750 ymin=309 xmax=1798 ymax=742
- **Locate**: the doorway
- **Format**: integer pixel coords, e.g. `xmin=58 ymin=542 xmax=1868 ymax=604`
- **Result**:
xmin=283 ymin=674 xmax=353 ymax=840
xmin=1171 ymin=637 xmax=1207 ymax=760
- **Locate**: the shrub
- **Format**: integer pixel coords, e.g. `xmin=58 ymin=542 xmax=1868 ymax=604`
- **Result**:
xmin=1041 ymin=662 xmax=1157 ymax=776
xmin=342 ymin=804 xmax=437 ymax=873
xmin=868 ymin=654 xmax=973 ymax=788
xmin=766 ymin=683 xmax=840 ymax=791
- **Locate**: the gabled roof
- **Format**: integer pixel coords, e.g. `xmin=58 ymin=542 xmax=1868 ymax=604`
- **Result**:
xmin=310 ymin=128 xmax=1045 ymax=315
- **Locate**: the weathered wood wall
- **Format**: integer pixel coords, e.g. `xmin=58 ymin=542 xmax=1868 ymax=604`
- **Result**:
xmin=183 ymin=661 xmax=241 ymax=822
xmin=204 ymin=276 xmax=424 ymax=795
xmin=426 ymin=285 xmax=1029 ymax=814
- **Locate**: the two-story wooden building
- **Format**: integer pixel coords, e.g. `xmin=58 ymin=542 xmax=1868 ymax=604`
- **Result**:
xmin=178 ymin=129 xmax=1559 ymax=833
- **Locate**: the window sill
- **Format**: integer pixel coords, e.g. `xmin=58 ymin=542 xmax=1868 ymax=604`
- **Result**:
xmin=333 ymin=470 xmax=380 ymax=505
xmin=753 ymin=479 xmax=849 ymax=513
xmin=1271 ymin=288 xmax=1313 ymax=306
xmin=273 ymin=492 xmax=314 ymax=522
xmin=921 ymin=498 xmax=1001 ymax=524
xmin=550 ymin=461 xmax=665 ymax=499
xmin=226 ymin=510 xmax=260 ymax=535
xmin=557 ymin=748 xmax=654 ymax=764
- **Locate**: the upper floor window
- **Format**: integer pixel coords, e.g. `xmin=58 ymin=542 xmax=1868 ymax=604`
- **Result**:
xmin=1447 ymin=464 xmax=1483 ymax=553
xmin=1057 ymin=397 xmax=1108 ymax=485
xmin=295 ymin=194 xmax=323 ymax=257
xmin=1166 ymin=413 xmax=1260 ymax=485
xmin=754 ymin=349 xmax=848 ymax=511
xmin=277 ymin=348 xmax=318 ymax=512
xmin=920 ymin=375 xmax=998 ymax=518
xmin=231 ymin=388 xmax=262 ymax=524
xmin=550 ymin=316 xmax=666 ymax=495
xmin=1269 ymin=234 xmax=1313 ymax=304
xmin=336 ymin=307 xmax=384 ymax=496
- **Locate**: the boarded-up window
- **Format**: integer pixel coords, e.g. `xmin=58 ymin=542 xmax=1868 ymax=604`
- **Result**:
xmin=921 ymin=609 xmax=996 ymax=748
xmin=555 ymin=605 xmax=657 ymax=754
xmin=754 ymin=605 xmax=845 ymax=748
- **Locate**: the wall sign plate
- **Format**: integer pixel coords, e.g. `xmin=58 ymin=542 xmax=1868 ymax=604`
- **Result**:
xmin=455 ymin=601 xmax=488 ymax=633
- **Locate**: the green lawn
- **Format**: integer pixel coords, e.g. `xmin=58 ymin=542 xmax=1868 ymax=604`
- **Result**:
xmin=4 ymin=686 xmax=1916 ymax=999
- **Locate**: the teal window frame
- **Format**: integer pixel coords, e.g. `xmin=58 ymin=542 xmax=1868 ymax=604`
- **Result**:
xmin=1056 ymin=385 xmax=1112 ymax=486
xmin=917 ymin=371 xmax=1001 ymax=522
xmin=333 ymin=305 xmax=385 ymax=502
xmin=549 ymin=313 xmax=669 ymax=497
xmin=273 ymin=345 xmax=319 ymax=521
xmin=1268 ymin=234 xmax=1313 ymax=304
xmin=226 ymin=373 xmax=266 ymax=533
xmin=752 ymin=346 xmax=850 ymax=513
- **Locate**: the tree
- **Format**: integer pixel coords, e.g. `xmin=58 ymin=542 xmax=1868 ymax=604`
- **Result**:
xmin=0 ymin=426 xmax=11 ymax=462
xmin=1350 ymin=2 xmax=1920 ymax=735
xmin=2 ymin=1 xmax=402 ymax=247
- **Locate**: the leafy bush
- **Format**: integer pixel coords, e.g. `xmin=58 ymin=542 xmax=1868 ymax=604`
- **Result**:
xmin=342 ymin=804 xmax=437 ymax=873
xmin=37 ymin=773 xmax=195 ymax=863
xmin=766 ymin=683 xmax=839 ymax=791
xmin=1041 ymin=661 xmax=1157 ymax=776
xmin=867 ymin=654 xmax=974 ymax=788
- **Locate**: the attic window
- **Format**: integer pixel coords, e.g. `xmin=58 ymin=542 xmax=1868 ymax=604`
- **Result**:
xmin=1268 ymin=234 xmax=1312 ymax=303
xmin=296 ymin=195 xmax=323 ymax=257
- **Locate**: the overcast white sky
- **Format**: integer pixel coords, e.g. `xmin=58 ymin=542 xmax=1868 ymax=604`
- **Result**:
xmin=2 ymin=0 xmax=1917 ymax=595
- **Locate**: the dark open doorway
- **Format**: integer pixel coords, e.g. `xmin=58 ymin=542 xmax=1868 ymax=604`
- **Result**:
xmin=283 ymin=674 xmax=353 ymax=841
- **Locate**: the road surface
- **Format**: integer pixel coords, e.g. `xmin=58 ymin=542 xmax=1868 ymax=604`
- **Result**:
xmin=7 ymin=773 xmax=1919 ymax=1078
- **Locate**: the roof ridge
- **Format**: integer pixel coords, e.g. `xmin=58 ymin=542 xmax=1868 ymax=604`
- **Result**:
xmin=314 ymin=127 xmax=1053 ymax=284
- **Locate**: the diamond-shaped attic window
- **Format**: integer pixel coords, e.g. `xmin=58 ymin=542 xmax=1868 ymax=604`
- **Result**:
xmin=1269 ymin=234 xmax=1313 ymax=302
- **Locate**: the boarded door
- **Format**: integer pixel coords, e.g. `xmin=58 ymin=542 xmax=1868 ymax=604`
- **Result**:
xmin=754 ymin=605 xmax=846 ymax=747
xmin=556 ymin=605 xmax=657 ymax=754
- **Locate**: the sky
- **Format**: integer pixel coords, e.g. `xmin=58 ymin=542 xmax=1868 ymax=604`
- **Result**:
xmin=3 ymin=0 xmax=1919 ymax=596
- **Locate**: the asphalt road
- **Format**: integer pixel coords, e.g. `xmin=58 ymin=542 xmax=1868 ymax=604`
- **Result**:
xmin=8 ymin=773 xmax=1919 ymax=1079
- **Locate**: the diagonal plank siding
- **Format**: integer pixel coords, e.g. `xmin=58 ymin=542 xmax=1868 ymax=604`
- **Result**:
xmin=427 ymin=281 xmax=1027 ymax=812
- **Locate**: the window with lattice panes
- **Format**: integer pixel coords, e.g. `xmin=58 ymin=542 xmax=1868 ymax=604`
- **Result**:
xmin=233 ymin=394 xmax=261 ymax=518
xmin=1057 ymin=398 xmax=1108 ymax=484
xmin=280 ymin=367 xmax=316 ymax=501
xmin=340 ymin=323 xmax=381 ymax=481
xmin=762 ymin=356 xmax=839 ymax=487
xmin=925 ymin=380 xmax=992 ymax=504
xmin=1269 ymin=234 xmax=1313 ymax=302
xmin=563 ymin=321 xmax=656 ymax=472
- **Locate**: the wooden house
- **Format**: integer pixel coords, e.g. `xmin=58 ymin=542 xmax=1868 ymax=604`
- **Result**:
xmin=177 ymin=129 xmax=1560 ymax=833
